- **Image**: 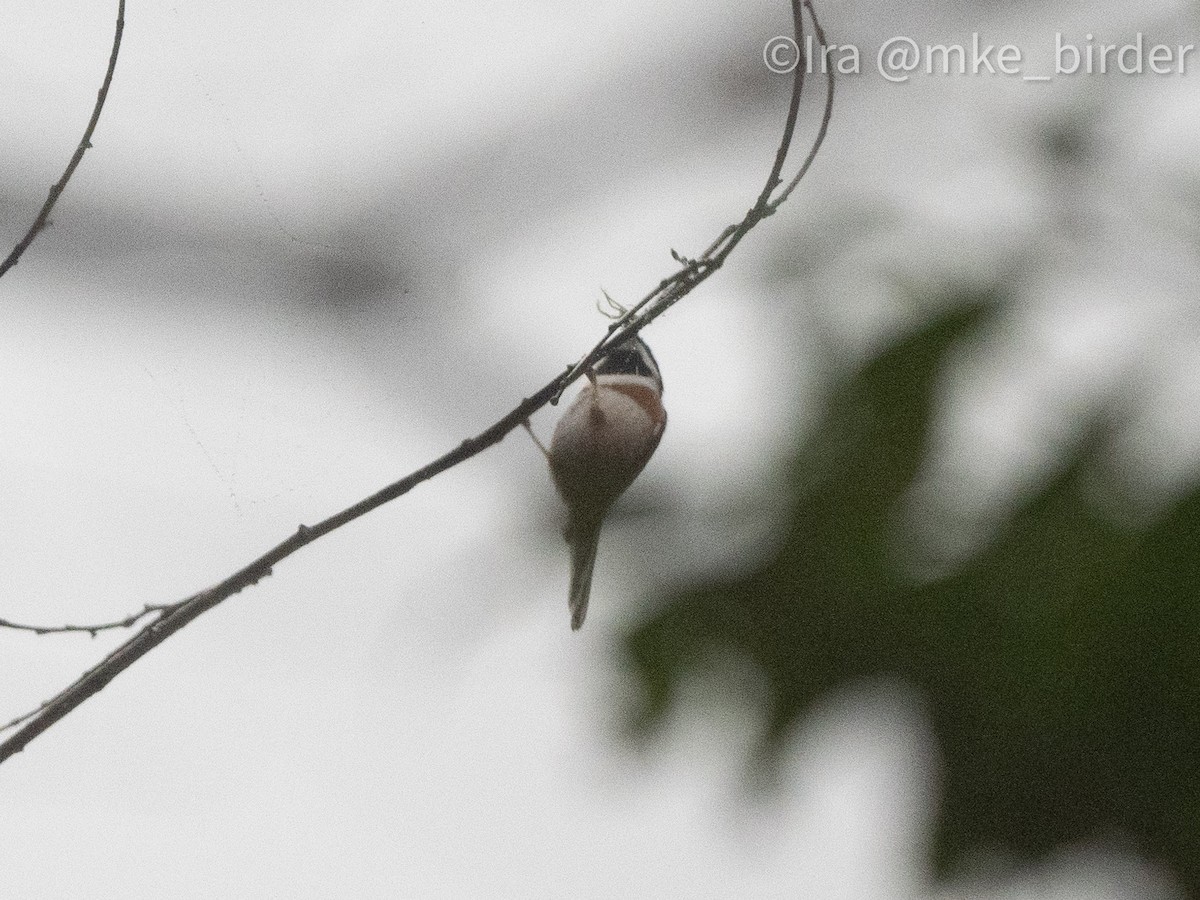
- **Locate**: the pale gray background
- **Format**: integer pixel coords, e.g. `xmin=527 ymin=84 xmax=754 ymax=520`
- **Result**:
xmin=1 ymin=0 xmax=1195 ymax=896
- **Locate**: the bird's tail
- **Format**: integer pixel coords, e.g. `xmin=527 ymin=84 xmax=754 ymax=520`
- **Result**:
xmin=566 ymin=520 xmax=602 ymax=630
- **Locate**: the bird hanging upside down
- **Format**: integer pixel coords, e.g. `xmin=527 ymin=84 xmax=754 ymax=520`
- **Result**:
xmin=537 ymin=335 xmax=666 ymax=630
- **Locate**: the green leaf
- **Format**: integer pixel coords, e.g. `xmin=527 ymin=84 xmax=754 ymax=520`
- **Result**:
xmin=621 ymin=296 xmax=1199 ymax=896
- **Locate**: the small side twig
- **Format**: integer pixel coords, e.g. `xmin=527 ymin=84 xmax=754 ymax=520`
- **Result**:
xmin=0 ymin=0 xmax=834 ymax=764
xmin=0 ymin=604 xmax=175 ymax=638
xmin=0 ymin=0 xmax=126 ymax=279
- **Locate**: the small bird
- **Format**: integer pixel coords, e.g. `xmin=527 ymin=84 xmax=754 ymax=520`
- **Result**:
xmin=543 ymin=335 xmax=667 ymax=630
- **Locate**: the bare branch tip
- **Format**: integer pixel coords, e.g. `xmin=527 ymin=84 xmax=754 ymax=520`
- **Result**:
xmin=0 ymin=0 xmax=125 ymax=279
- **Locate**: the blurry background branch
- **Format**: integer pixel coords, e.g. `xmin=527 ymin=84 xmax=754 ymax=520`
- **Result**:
xmin=0 ymin=0 xmax=834 ymax=764
xmin=0 ymin=0 xmax=125 ymax=279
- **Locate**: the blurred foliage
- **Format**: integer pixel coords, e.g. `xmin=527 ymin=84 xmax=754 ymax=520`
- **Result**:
xmin=623 ymin=296 xmax=1200 ymax=897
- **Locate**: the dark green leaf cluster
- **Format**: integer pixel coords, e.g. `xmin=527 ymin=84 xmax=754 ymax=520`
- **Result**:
xmin=624 ymin=296 xmax=1199 ymax=896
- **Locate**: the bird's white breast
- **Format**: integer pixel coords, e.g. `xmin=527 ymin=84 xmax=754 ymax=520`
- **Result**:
xmin=550 ymin=378 xmax=664 ymax=469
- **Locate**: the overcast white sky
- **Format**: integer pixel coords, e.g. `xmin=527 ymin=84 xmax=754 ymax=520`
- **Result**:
xmin=1 ymin=1 xmax=1196 ymax=897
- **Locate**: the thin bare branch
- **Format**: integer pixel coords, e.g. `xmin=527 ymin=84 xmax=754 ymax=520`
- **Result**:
xmin=0 ymin=605 xmax=173 ymax=638
xmin=0 ymin=0 xmax=126 ymax=279
xmin=755 ymin=0 xmax=807 ymax=209
xmin=768 ymin=1 xmax=835 ymax=211
xmin=562 ymin=0 xmax=835 ymax=388
xmin=0 ymin=0 xmax=834 ymax=764
xmin=1 ymin=703 xmax=48 ymax=735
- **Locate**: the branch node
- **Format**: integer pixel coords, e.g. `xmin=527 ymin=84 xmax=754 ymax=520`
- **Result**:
xmin=245 ymin=567 xmax=273 ymax=588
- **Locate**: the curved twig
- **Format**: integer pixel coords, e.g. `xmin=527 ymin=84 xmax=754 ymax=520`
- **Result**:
xmin=561 ymin=0 xmax=834 ymax=389
xmin=0 ymin=0 xmax=126 ymax=279
xmin=0 ymin=0 xmax=834 ymax=762
xmin=768 ymin=6 xmax=834 ymax=211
